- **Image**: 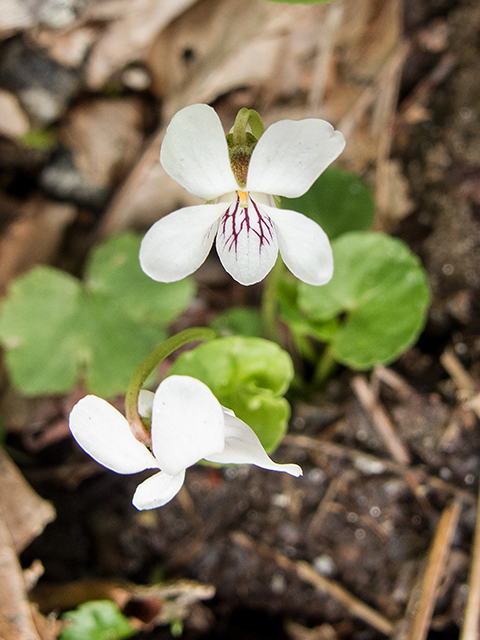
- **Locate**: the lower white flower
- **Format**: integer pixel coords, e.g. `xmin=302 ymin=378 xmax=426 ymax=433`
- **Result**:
xmin=69 ymin=375 xmax=302 ymax=510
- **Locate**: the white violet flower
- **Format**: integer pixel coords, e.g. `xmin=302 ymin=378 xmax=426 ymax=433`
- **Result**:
xmin=140 ymin=103 xmax=345 ymax=286
xmin=69 ymin=375 xmax=302 ymax=510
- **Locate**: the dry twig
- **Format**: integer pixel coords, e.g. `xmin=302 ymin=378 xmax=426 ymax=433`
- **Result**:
xmin=307 ymin=471 xmax=352 ymax=537
xmin=231 ymin=531 xmax=393 ymax=636
xmin=459 ymin=485 xmax=480 ymax=640
xmin=351 ymin=375 xmax=411 ymax=465
xmin=351 ymin=376 xmax=433 ymax=511
xmin=284 ymin=434 xmax=476 ymax=506
xmin=406 ymin=501 xmax=462 ymax=640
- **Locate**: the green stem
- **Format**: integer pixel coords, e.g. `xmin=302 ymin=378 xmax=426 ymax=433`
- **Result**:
xmin=261 ymin=256 xmax=285 ymax=343
xmin=125 ymin=328 xmax=217 ymax=445
xmin=232 ymin=108 xmax=265 ymax=145
xmin=312 ymin=344 xmax=337 ymax=388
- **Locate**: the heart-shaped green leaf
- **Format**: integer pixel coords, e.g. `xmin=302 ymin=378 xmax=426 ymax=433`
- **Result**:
xmin=298 ymin=232 xmax=430 ymax=368
xmin=0 ymin=234 xmax=195 ymax=397
xmin=168 ymin=337 xmax=294 ymax=452
xmin=87 ymin=234 xmax=194 ymax=325
xmin=281 ymin=167 xmax=375 ymax=239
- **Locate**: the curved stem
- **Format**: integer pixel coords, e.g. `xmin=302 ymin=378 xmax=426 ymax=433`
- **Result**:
xmin=125 ymin=328 xmax=217 ymax=445
xmin=232 ymin=108 xmax=250 ymax=146
xmin=232 ymin=108 xmax=265 ymax=145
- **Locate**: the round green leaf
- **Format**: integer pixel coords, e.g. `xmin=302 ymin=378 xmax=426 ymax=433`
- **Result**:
xmin=0 ymin=267 xmax=84 ymax=394
xmin=0 ymin=265 xmax=166 ymax=397
xmin=86 ymin=233 xmax=195 ymax=326
xmin=281 ymin=167 xmax=375 ymax=239
xmin=168 ymin=337 xmax=294 ymax=452
xmin=79 ymin=294 xmax=166 ymax=398
xmin=298 ymin=232 xmax=430 ymax=369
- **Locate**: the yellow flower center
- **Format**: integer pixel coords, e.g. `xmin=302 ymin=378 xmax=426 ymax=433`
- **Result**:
xmin=237 ymin=190 xmax=248 ymax=207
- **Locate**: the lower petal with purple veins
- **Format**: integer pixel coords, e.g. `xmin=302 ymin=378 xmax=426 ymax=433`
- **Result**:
xmin=216 ymin=194 xmax=279 ymax=285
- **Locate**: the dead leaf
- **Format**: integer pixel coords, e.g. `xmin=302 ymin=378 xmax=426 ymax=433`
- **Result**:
xmin=0 ymin=449 xmax=56 ymax=640
xmin=0 ymin=197 xmax=76 ymax=296
xmin=0 ymin=89 xmax=30 ymax=138
xmin=61 ymin=97 xmax=146 ymax=188
xmin=0 ymin=447 xmax=55 ymax=553
xmin=85 ymin=0 xmax=200 ymax=88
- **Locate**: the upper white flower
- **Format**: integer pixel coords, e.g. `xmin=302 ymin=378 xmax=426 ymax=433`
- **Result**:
xmin=140 ymin=104 xmax=346 ymax=286
xmin=69 ymin=375 xmax=302 ymax=510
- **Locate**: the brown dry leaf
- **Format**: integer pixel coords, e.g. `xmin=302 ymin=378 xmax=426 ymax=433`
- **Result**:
xmin=0 ymin=197 xmax=76 ymax=296
xmin=0 ymin=448 xmax=56 ymax=640
xmin=147 ymin=0 xmax=285 ymax=108
xmin=31 ymin=26 xmax=99 ymax=69
xmin=0 ymin=0 xmax=34 ymax=38
xmin=0 ymin=447 xmax=55 ymax=554
xmin=61 ymin=97 xmax=146 ymax=188
xmin=31 ymin=577 xmax=215 ymax=630
xmin=0 ymin=516 xmax=50 ymax=640
xmin=85 ymin=0 xmax=200 ymax=88
xmin=285 ymin=620 xmax=338 ymax=640
xmin=99 ymin=0 xmax=403 ymax=235
xmin=0 ymin=89 xmax=30 ymax=138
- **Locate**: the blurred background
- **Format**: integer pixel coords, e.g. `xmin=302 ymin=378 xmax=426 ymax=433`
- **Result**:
xmin=1 ymin=0 xmax=480 ymax=639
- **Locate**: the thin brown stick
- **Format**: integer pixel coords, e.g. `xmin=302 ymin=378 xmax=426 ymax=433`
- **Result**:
xmin=284 ymin=434 xmax=476 ymax=506
xmin=373 ymin=365 xmax=416 ymax=400
xmin=373 ymin=40 xmax=410 ymax=221
xmin=459 ymin=485 xmax=480 ymax=640
xmin=351 ymin=375 xmax=411 ymax=465
xmin=407 ymin=500 xmax=462 ymax=640
xmin=231 ymin=531 xmax=393 ymax=636
xmin=441 ymin=349 xmax=477 ymax=398
xmin=307 ymin=471 xmax=351 ymax=537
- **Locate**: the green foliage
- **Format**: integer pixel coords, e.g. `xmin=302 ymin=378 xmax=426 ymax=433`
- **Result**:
xmin=168 ymin=337 xmax=294 ymax=452
xmin=278 ymin=278 xmax=338 ymax=363
xmin=298 ymin=232 xmax=430 ymax=369
xmin=281 ymin=167 xmax=375 ymax=239
xmin=210 ymin=308 xmax=263 ymax=337
xmin=18 ymin=128 xmax=57 ymax=150
xmin=0 ymin=234 xmax=195 ymax=397
xmin=60 ymin=600 xmax=135 ymax=640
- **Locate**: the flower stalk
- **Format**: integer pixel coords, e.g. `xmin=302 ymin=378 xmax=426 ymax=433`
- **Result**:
xmin=125 ymin=327 xmax=217 ymax=445
xmin=261 ymin=256 xmax=285 ymax=343
xmin=232 ymin=107 xmax=265 ymax=146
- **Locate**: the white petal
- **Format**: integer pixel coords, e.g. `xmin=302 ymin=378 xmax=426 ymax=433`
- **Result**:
xmin=216 ymin=194 xmax=279 ymax=285
xmin=265 ymin=205 xmax=333 ymax=286
xmin=69 ymin=395 xmax=158 ymax=474
xmin=160 ymin=103 xmax=238 ymax=200
xmin=246 ymin=118 xmax=345 ymax=198
xmin=132 ymin=470 xmax=185 ymax=510
xmin=205 ymin=412 xmax=303 ymax=477
xmin=139 ymin=203 xmax=225 ymax=282
xmin=151 ymin=375 xmax=225 ymax=476
xmin=138 ymin=390 xmax=154 ymax=419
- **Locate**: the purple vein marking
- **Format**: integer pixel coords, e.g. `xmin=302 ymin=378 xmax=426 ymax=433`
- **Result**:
xmin=220 ymin=194 xmax=274 ymax=255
